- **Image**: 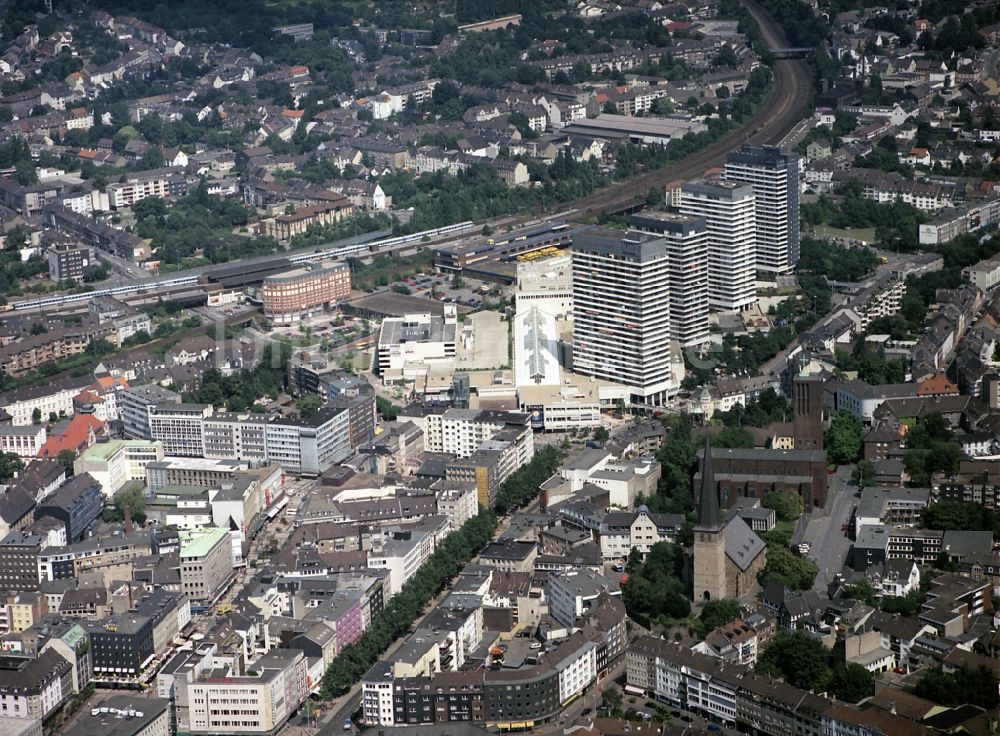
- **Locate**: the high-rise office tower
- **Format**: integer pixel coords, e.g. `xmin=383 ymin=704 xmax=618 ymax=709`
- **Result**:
xmin=724 ymin=144 xmax=800 ymax=273
xmin=571 ymin=228 xmax=681 ymax=406
xmin=680 ymin=180 xmax=757 ymax=312
xmin=629 ymin=212 xmax=710 ymax=349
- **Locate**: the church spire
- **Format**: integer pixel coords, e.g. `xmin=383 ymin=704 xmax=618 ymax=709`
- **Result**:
xmin=697 ymin=434 xmax=720 ymax=530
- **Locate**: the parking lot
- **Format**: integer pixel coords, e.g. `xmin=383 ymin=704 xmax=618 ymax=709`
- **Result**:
xmin=397 ymin=272 xmax=509 ymax=311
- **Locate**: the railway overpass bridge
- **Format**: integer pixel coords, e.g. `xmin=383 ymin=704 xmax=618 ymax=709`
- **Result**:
xmin=769 ymin=47 xmax=814 ymax=58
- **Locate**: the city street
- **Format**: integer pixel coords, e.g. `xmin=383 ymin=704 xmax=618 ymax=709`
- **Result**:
xmin=800 ymin=465 xmax=856 ymax=591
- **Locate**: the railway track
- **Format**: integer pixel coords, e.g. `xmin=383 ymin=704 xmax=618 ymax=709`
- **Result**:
xmin=568 ymin=0 xmax=813 ymax=215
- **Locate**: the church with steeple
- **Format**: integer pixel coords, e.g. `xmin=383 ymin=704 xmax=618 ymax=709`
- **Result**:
xmin=692 ymin=436 xmax=768 ymax=602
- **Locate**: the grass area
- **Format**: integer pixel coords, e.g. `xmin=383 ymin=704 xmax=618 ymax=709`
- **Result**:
xmin=811 ymin=224 xmax=878 ymax=244
xmin=762 ymin=519 xmax=796 ymax=547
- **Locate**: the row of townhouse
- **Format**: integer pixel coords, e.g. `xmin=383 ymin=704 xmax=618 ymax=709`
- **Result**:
xmin=627 ymin=637 xmax=926 ymax=736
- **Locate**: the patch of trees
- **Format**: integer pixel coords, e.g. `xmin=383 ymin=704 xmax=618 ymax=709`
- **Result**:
xmin=186 ymin=342 xmax=292 ymax=411
xmin=920 ymin=501 xmax=1000 ymax=538
xmin=759 ymin=544 xmax=818 ymax=590
xmin=376 ymin=396 xmax=400 ymax=420
xmin=854 ymin=135 xmax=912 ymax=177
xmin=133 ymin=184 xmax=263 ymax=266
xmin=918 ymin=15 xmax=984 ymax=60
xmin=757 ymin=631 xmax=874 ymax=702
xmin=712 ymin=389 xmax=792 ymax=428
xmin=713 ymin=426 xmax=755 ymax=448
xmin=764 ymin=491 xmax=803 ymax=523
xmin=903 ymin=413 xmax=962 ymax=486
xmin=102 ymin=484 xmax=147 ymax=525
xmin=825 ymin=410 xmax=864 ymax=465
xmin=834 ymin=339 xmax=908 ymax=386
xmin=800 ymin=183 xmax=927 ymax=253
xmin=0 ymin=453 xmax=24 ymax=483
xmin=621 ymin=541 xmax=691 ymax=626
xmin=687 ymin=275 xmax=831 ymax=382
xmin=493 ymin=445 xmax=562 ymax=514
xmin=798 ymin=237 xmax=878 ymax=283
xmin=863 ymin=14 xmax=914 ymax=46
xmin=639 ymin=415 xmax=697 ymax=516
xmin=0 ymin=138 xmax=36 ymax=185
xmin=380 ymin=155 xmax=604 ymax=235
xmin=915 ymin=665 xmax=999 ymax=709
xmin=841 ymin=580 xmax=925 ymax=616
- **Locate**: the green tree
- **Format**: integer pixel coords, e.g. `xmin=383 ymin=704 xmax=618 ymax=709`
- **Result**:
xmin=915 ymin=666 xmax=999 ymax=709
xmin=622 ymin=541 xmax=691 ymax=625
xmin=0 ymin=452 xmax=24 ymax=482
xmin=296 ymin=393 xmax=323 ymax=419
xmin=593 ymin=426 xmax=610 ymax=443
xmin=56 ymin=449 xmax=77 ymax=476
xmin=759 ymin=545 xmax=818 ymax=590
xmin=825 ymin=410 xmax=863 ymax=464
xmin=829 ymin=663 xmax=875 ymax=703
xmin=880 ymin=589 xmax=922 ymax=616
xmin=764 ymin=491 xmax=803 ymax=522
xmin=714 ymin=425 xmax=755 ymax=448
xmin=757 ymin=631 xmax=832 ymax=691
xmin=601 ymin=686 xmax=623 ymax=716
xmin=841 ymin=579 xmax=876 ymax=606
xmin=376 ymin=396 xmax=400 ymax=420
xmin=31 ymin=408 xmax=41 ymax=424
xmin=105 ymin=484 xmax=147 ymax=525
xmin=700 ymin=599 xmax=743 ymax=631
xmin=852 ymin=459 xmax=875 ymax=488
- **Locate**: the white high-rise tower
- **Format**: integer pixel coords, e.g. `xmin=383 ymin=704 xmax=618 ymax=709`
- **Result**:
xmin=571 ymin=228 xmax=682 ymax=406
xmin=680 ymin=180 xmax=757 ymax=312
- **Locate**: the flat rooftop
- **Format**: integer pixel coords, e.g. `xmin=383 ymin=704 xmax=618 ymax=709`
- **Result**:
xmin=379 ymin=315 xmax=456 ymax=347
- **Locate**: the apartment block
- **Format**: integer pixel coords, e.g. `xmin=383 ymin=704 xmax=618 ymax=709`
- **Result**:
xmin=680 ymin=180 xmax=757 ymax=311
xmin=0 ymin=650 xmax=73 ymax=721
xmin=629 ymin=212 xmax=711 ymax=348
xmin=724 ymin=144 xmax=800 ymax=273
xmin=47 ymin=243 xmax=89 ymax=283
xmin=34 ymin=474 xmax=103 ymax=543
xmin=571 ymin=228 xmax=680 ymax=406
xmin=0 ymin=531 xmax=44 ymax=592
xmin=37 ymin=531 xmax=153 ymax=581
xmin=107 ymin=171 xmax=188 ymax=209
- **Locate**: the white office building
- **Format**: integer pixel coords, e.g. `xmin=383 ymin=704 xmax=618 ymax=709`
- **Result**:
xmin=571 ymin=228 xmax=683 ymax=406
xmin=724 ymin=144 xmax=800 ymax=274
xmin=680 ymin=181 xmax=756 ymax=312
xmin=148 ymin=404 xmax=212 ymax=457
xmin=629 ymin=212 xmax=710 ymax=348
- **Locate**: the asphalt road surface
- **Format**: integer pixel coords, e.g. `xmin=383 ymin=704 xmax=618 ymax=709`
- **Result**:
xmin=801 ymin=465 xmax=857 ymax=591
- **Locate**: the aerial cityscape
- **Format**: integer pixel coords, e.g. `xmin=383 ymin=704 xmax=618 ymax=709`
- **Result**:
xmin=0 ymin=0 xmax=998 ymax=735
